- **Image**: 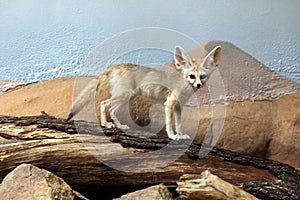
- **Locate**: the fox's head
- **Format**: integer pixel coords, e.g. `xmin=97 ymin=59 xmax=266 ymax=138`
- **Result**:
xmin=174 ymin=45 xmax=221 ymax=89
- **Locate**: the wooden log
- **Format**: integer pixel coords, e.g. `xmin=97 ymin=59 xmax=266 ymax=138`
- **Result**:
xmin=0 ymin=114 xmax=299 ymax=199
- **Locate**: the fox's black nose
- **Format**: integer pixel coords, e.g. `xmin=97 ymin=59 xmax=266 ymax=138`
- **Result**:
xmin=197 ymin=83 xmax=202 ymax=88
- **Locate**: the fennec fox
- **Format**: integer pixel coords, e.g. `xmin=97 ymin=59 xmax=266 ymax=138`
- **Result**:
xmin=67 ymin=45 xmax=221 ymax=140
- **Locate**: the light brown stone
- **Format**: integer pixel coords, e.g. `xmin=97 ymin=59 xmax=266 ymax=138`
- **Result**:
xmin=0 ymin=164 xmax=88 ymax=200
xmin=114 ymin=184 xmax=173 ymax=200
xmin=177 ymin=170 xmax=258 ymax=200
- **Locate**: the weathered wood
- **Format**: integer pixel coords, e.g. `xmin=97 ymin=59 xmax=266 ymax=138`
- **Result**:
xmin=0 ymin=114 xmax=299 ymax=199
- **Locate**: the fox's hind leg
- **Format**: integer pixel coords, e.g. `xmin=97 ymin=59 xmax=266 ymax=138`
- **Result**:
xmin=101 ymin=93 xmax=131 ymax=130
xmin=109 ymin=103 xmax=130 ymax=130
xmin=100 ymin=98 xmax=115 ymax=129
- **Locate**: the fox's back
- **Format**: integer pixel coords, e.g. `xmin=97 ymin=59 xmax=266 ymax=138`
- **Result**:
xmin=103 ymin=63 xmax=152 ymax=78
xmin=103 ymin=63 xmax=191 ymax=103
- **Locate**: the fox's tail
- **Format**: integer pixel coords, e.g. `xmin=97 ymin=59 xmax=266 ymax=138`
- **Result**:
xmin=66 ymin=78 xmax=98 ymax=121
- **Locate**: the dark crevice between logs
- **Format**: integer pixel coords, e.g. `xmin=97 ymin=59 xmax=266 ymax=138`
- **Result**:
xmin=0 ymin=113 xmax=299 ymax=200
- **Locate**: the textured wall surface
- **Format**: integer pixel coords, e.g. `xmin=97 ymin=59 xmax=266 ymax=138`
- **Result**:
xmin=0 ymin=0 xmax=299 ymax=83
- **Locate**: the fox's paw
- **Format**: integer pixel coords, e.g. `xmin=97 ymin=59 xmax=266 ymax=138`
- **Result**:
xmin=175 ymin=134 xmax=191 ymax=140
xmin=105 ymin=122 xmax=116 ymax=129
xmin=167 ymin=133 xmax=177 ymax=140
xmin=118 ymin=124 xmax=130 ymax=130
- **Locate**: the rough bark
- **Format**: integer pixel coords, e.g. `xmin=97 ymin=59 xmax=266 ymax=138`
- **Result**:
xmin=0 ymin=114 xmax=299 ymax=199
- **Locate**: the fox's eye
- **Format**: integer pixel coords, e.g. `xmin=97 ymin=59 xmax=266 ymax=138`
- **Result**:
xmin=189 ymin=74 xmax=196 ymax=79
xmin=200 ymin=74 xmax=207 ymax=79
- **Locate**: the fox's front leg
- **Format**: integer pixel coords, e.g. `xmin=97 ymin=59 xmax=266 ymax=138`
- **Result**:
xmin=164 ymin=98 xmax=177 ymax=140
xmin=174 ymin=105 xmax=182 ymax=134
xmin=174 ymin=105 xmax=190 ymax=140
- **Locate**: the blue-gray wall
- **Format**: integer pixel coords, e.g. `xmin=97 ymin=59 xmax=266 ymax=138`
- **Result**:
xmin=0 ymin=0 xmax=299 ymax=83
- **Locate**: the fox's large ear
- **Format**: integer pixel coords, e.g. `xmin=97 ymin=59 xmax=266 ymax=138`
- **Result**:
xmin=174 ymin=46 xmax=192 ymax=70
xmin=202 ymin=46 xmax=222 ymax=70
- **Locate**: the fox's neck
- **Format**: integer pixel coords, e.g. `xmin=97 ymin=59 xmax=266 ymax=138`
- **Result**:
xmin=174 ymin=78 xmax=196 ymax=105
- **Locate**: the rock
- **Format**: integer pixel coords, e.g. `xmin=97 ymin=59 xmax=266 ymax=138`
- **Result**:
xmin=211 ymin=92 xmax=300 ymax=168
xmin=268 ymin=93 xmax=300 ymax=167
xmin=202 ymin=41 xmax=300 ymax=102
xmin=1 ymin=81 xmax=31 ymax=93
xmin=0 ymin=163 xmax=88 ymax=200
xmin=177 ymin=170 xmax=258 ymax=200
xmin=0 ymin=80 xmax=31 ymax=96
xmin=114 ymin=184 xmax=173 ymax=200
xmin=0 ymin=77 xmax=76 ymax=118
